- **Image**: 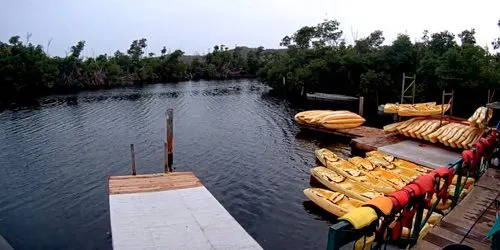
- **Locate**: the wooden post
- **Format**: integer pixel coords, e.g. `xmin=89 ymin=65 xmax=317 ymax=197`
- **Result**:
xmin=358 ymin=96 xmax=364 ymax=117
xmin=163 ymin=142 xmax=168 ymax=172
xmin=165 ymin=109 xmax=174 ymax=173
xmin=130 ymin=144 xmax=136 ymax=176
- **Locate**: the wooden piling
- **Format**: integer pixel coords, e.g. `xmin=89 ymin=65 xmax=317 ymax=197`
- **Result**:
xmin=358 ymin=96 xmax=364 ymax=117
xmin=165 ymin=109 xmax=174 ymax=173
xmin=130 ymin=144 xmax=136 ymax=176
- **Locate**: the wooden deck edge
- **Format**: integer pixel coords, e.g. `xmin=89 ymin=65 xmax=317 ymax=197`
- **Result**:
xmin=109 ymin=171 xmax=196 ymax=180
xmin=416 ymin=177 xmax=500 ymax=249
xmin=108 ymin=172 xmax=203 ymax=195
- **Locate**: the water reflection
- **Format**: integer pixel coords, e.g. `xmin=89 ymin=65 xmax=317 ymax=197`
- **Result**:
xmin=0 ymin=80 xmax=350 ymax=250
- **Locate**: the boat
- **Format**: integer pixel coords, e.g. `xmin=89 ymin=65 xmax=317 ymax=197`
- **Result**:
xmin=311 ymin=167 xmax=383 ymax=202
xmin=422 ymin=209 xmax=443 ymax=225
xmin=315 ymin=148 xmax=342 ymax=166
xmin=430 ymin=194 xmax=452 ymax=210
xmin=348 ymin=156 xmax=408 ymax=189
xmin=364 ymin=156 xmax=422 ymax=183
xmin=365 ymin=151 xmax=432 ymax=174
xmin=315 ymin=149 xmax=397 ymax=194
xmin=303 ymin=188 xmax=364 ymax=217
xmin=402 ymin=223 xmax=432 ymax=239
xmin=452 ymin=175 xmax=475 ymax=189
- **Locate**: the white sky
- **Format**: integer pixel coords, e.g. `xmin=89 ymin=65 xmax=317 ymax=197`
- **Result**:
xmin=1 ymin=0 xmax=499 ymax=56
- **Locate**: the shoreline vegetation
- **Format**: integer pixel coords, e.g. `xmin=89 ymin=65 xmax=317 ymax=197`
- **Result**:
xmin=1 ymin=19 xmax=500 ymax=112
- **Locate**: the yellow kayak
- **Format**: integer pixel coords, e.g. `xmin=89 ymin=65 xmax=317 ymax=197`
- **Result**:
xmin=422 ymin=209 xmax=443 ymax=225
xmin=315 ymin=148 xmax=342 ymax=166
xmin=452 ymin=175 xmax=475 ymax=189
xmin=348 ymin=156 xmax=407 ymax=189
xmin=311 ymin=167 xmax=383 ymax=202
xmin=303 ymin=188 xmax=364 ymax=217
xmin=366 ymin=151 xmax=431 ymax=176
xmin=402 ymin=223 xmax=432 ymax=239
xmin=315 ymin=149 xmax=397 ymax=194
xmin=364 ymin=156 xmax=421 ymax=183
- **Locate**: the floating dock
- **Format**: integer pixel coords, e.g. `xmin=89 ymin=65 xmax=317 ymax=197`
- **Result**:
xmin=415 ymin=168 xmax=500 ymax=249
xmin=0 ymin=234 xmax=13 ymax=250
xmin=306 ymin=92 xmax=359 ymax=103
xmin=109 ymin=172 xmax=262 ymax=250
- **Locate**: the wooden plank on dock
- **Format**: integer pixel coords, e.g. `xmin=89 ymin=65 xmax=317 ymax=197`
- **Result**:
xmin=109 ymin=172 xmax=202 ymax=194
xmin=350 ymin=134 xmax=403 ymax=153
xmin=109 ymin=172 xmax=262 ymax=250
xmin=475 ymin=168 xmax=500 ymax=190
xmin=442 ymin=186 xmax=498 ymax=229
xmin=414 ymin=168 xmax=500 ymax=250
xmin=378 ymin=140 xmax=460 ymax=169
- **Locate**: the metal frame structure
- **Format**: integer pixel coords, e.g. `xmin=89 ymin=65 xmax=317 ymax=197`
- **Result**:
xmin=488 ymin=89 xmax=496 ymax=105
xmin=401 ymin=73 xmax=416 ymax=105
xmin=442 ymin=89 xmax=454 ymax=116
xmin=439 ymin=89 xmax=454 ymax=126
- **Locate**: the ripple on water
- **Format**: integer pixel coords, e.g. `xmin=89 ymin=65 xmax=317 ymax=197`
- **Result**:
xmin=0 ymin=80 xmax=350 ymax=250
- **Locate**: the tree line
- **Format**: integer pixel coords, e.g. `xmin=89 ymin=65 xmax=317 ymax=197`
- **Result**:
xmin=0 ymin=37 xmax=268 ymax=105
xmin=258 ymin=19 xmax=500 ymax=114
xmin=1 ymin=19 xmax=500 ymax=112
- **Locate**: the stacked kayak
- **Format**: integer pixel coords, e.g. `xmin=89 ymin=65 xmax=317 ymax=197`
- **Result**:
xmin=311 ymin=167 xmax=382 ymax=202
xmin=315 ymin=149 xmax=397 ymax=194
xmin=294 ymin=110 xmax=365 ymax=130
xmin=383 ymin=102 xmax=450 ymax=116
xmin=383 ymin=106 xmax=491 ymax=149
xmin=468 ymin=106 xmax=493 ymax=129
xmin=305 ymin=148 xmax=472 ymax=215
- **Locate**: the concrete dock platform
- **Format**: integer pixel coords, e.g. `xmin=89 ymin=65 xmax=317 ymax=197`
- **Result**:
xmin=0 ymin=234 xmax=13 ymax=250
xmin=109 ymin=172 xmax=262 ymax=250
xmin=378 ymin=140 xmax=461 ymax=169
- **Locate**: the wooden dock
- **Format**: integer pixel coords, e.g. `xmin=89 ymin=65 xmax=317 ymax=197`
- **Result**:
xmin=350 ymin=134 xmax=403 ymax=153
xmin=414 ymin=168 xmax=500 ymax=249
xmin=298 ymin=124 xmax=387 ymax=138
xmin=306 ymin=92 xmax=359 ymax=103
xmin=109 ymin=172 xmax=262 ymax=250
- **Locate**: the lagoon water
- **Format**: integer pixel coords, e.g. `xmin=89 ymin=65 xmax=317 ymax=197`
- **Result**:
xmin=0 ymin=80 xmax=350 ymax=249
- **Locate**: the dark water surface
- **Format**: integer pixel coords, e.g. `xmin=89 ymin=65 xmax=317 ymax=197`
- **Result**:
xmin=0 ymin=80 xmax=350 ymax=250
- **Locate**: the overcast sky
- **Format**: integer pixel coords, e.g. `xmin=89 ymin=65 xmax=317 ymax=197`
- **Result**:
xmin=1 ymin=0 xmax=499 ymax=56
